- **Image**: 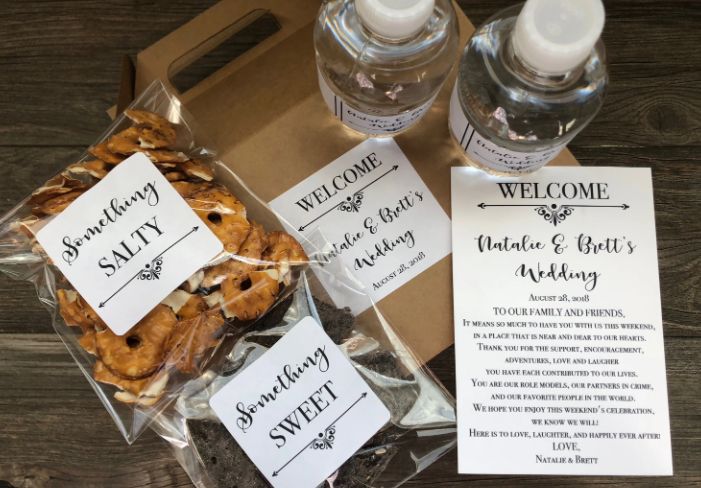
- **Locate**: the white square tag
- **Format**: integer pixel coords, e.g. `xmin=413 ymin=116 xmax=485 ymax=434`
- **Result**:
xmin=36 ymin=153 xmax=223 ymax=335
xmin=269 ymin=138 xmax=451 ymax=315
xmin=209 ymin=317 xmax=391 ymax=488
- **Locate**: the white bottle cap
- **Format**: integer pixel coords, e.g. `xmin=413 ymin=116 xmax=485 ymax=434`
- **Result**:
xmin=356 ymin=0 xmax=435 ymax=40
xmin=513 ymin=0 xmax=605 ymax=74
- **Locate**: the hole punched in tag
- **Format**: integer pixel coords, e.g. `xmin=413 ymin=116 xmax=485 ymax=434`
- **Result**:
xmin=169 ymin=10 xmax=281 ymax=94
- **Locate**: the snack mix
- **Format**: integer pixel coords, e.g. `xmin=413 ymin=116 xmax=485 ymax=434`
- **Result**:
xmin=14 ymin=110 xmax=308 ymax=407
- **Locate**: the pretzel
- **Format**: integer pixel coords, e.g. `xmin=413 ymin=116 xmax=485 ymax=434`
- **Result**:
xmin=79 ymin=329 xmax=97 ymax=356
xmin=182 ymin=160 xmax=214 ymax=181
xmin=88 ymin=140 xmax=123 ymax=164
xmin=262 ymin=231 xmax=308 ymax=284
xmin=138 ymin=126 xmax=176 ymax=149
xmin=188 ymin=185 xmax=250 ymax=253
xmin=144 ymin=149 xmax=189 ymax=164
xmin=171 ymin=181 xmax=208 ymax=199
xmin=161 ymin=290 xmax=208 ymax=319
xmin=221 ymin=269 xmax=280 ymax=321
xmin=57 ymin=289 xmax=93 ymax=331
xmin=165 ymin=309 xmax=226 ymax=373
xmin=35 ymin=190 xmax=84 ymax=216
xmin=124 ymin=109 xmax=177 ymax=146
xmin=29 ymin=173 xmax=84 ymax=206
xmin=263 ymin=231 xmax=308 ymax=265
xmin=94 ymin=360 xmax=169 ymax=406
xmin=17 ymin=109 xmax=309 ymax=406
xmin=66 ymin=159 xmax=109 ymax=179
xmin=95 ymin=304 xmax=177 ymax=379
xmin=165 ymin=171 xmax=187 ymax=182
xmin=106 ymin=127 xmax=141 ymax=155
xmin=203 ymin=222 xmax=267 ymax=288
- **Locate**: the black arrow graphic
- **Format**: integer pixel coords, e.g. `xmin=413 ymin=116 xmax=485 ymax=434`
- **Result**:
xmin=298 ymin=165 xmax=399 ymax=232
xmin=569 ymin=204 xmax=629 ymax=209
xmin=272 ymin=392 xmax=368 ymax=478
xmin=478 ymin=203 xmax=629 ymax=209
xmin=98 ymin=226 xmax=199 ymax=308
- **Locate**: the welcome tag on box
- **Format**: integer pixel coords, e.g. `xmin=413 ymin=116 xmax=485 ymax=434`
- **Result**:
xmin=209 ymin=317 xmax=390 ymax=488
xmin=36 ymin=153 xmax=223 ymax=335
xmin=270 ymin=138 xmax=451 ymax=315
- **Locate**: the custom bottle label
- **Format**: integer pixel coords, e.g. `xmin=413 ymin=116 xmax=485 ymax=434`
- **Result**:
xmin=318 ymin=69 xmax=435 ymax=136
xmin=449 ymin=85 xmax=567 ymax=174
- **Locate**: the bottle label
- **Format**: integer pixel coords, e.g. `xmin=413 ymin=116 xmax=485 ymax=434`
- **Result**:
xmin=317 ymin=69 xmax=435 ymax=135
xmin=448 ymin=85 xmax=567 ymax=173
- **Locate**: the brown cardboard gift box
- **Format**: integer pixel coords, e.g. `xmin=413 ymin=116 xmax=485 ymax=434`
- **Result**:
xmin=115 ymin=0 xmax=579 ymax=363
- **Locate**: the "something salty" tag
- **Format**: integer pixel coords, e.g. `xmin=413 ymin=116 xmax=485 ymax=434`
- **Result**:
xmin=36 ymin=153 xmax=223 ymax=335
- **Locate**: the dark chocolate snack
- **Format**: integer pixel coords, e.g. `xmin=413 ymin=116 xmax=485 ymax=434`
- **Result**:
xmin=252 ymin=295 xmax=295 ymax=332
xmin=245 ymin=297 xmax=355 ymax=347
xmin=188 ymin=420 xmax=269 ymax=488
xmin=355 ymin=350 xmax=404 ymax=379
xmin=332 ymin=437 xmax=399 ymax=488
xmin=187 ymin=420 xmax=402 ymax=488
xmin=314 ymin=300 xmax=355 ymax=343
xmin=187 ymin=299 xmax=418 ymax=487
xmin=357 ymin=352 xmax=420 ymax=423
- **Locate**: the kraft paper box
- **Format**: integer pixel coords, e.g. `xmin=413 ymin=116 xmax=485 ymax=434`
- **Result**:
xmin=114 ymin=0 xmax=579 ymax=363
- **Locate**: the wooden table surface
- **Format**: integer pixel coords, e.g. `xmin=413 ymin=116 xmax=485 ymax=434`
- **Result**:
xmin=0 ymin=1 xmax=699 ymax=487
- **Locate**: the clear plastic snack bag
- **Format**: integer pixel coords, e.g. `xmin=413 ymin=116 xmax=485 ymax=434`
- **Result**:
xmin=151 ymin=252 xmax=457 ymax=488
xmin=0 ymin=81 xmax=310 ymax=443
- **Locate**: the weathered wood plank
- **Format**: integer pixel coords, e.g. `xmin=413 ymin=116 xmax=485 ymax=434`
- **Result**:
xmin=0 ymin=334 xmax=698 ymax=485
xmin=0 ymin=147 xmax=82 ymax=214
xmin=0 ymin=1 xmax=698 ymax=147
xmin=0 ymin=150 xmax=699 ymax=339
xmin=0 ymin=0 xmax=699 ymax=487
xmin=0 ymin=334 xmax=192 ymax=488
xmin=0 ymin=146 xmax=85 ymax=336
xmin=460 ymin=0 xmax=701 ymax=149
xmin=574 ymin=148 xmax=701 ymax=339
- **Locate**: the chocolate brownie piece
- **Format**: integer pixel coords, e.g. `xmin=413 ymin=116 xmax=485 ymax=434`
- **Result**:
xmin=314 ymin=299 xmax=354 ymax=343
xmin=190 ymin=298 xmax=416 ymax=488
xmin=187 ymin=420 xmax=269 ymax=488
xmin=332 ymin=430 xmax=400 ymax=488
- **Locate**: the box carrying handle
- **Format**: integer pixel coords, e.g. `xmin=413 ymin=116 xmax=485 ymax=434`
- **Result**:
xmin=134 ymin=0 xmax=320 ymax=101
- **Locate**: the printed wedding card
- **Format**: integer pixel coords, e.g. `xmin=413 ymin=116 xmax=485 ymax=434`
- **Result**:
xmin=451 ymin=167 xmax=672 ymax=475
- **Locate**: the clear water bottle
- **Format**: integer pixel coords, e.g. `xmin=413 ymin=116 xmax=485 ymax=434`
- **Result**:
xmin=449 ymin=0 xmax=608 ymax=175
xmin=315 ymin=0 xmax=459 ymax=136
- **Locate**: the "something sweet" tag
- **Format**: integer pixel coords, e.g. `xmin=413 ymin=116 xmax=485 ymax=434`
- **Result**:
xmin=209 ymin=317 xmax=390 ymax=488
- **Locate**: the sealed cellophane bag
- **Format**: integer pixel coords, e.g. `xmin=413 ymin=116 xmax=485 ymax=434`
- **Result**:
xmin=152 ymin=250 xmax=457 ymax=488
xmin=0 ymin=81 xmax=456 ymax=484
xmin=0 ymin=81 xmax=314 ymax=443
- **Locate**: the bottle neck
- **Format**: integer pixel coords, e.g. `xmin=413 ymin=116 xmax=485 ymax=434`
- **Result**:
xmin=504 ymin=35 xmax=583 ymax=89
xmin=356 ymin=7 xmax=426 ymax=44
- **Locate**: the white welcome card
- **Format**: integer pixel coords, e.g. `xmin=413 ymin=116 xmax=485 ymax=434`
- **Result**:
xmin=209 ymin=317 xmax=390 ymax=488
xmin=36 ymin=153 xmax=223 ymax=335
xmin=451 ymin=167 xmax=672 ymax=475
xmin=270 ymin=138 xmax=451 ymax=314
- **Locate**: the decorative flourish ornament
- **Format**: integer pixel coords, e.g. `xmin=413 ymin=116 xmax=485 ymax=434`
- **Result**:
xmin=311 ymin=425 xmax=337 ymax=450
xmin=338 ymin=192 xmax=364 ymax=213
xmin=138 ymin=256 xmax=164 ymax=280
xmin=534 ymin=204 xmax=574 ymax=226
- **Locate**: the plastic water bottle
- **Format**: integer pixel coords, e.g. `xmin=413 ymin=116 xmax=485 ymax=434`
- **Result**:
xmin=449 ymin=0 xmax=608 ymax=175
xmin=315 ymin=0 xmax=459 ymax=136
